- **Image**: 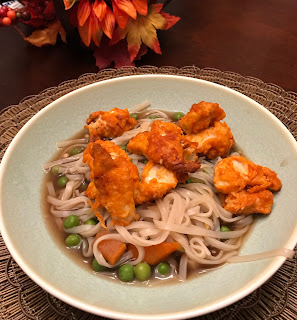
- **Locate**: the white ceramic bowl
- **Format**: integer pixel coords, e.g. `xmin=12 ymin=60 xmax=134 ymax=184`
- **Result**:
xmin=1 ymin=75 xmax=297 ymax=320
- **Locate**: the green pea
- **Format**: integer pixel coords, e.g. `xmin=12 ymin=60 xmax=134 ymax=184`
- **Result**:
xmin=173 ymin=112 xmax=184 ymax=121
xmin=130 ymin=113 xmax=139 ymax=120
xmin=143 ymin=159 xmax=148 ymax=165
xmin=64 ymin=214 xmax=79 ymax=229
xmin=220 ymin=226 xmax=230 ymax=232
xmin=157 ymin=262 xmax=170 ymax=275
xmin=120 ymin=145 xmax=127 ymax=151
xmin=186 ymin=177 xmax=193 ymax=184
xmin=135 ymin=262 xmax=151 ymax=281
xmin=149 ymin=115 xmax=158 ymax=119
xmin=92 ymin=258 xmax=107 ymax=272
xmin=65 ymin=234 xmax=81 ymax=247
xmin=84 ymin=219 xmax=97 ymax=225
xmin=51 ymin=165 xmax=59 ymax=175
xmin=70 ymin=148 xmax=83 ymax=156
xmin=57 ymin=176 xmax=68 ymax=188
xmin=118 ymin=264 xmax=135 ymax=282
xmin=78 ymin=180 xmax=89 ymax=192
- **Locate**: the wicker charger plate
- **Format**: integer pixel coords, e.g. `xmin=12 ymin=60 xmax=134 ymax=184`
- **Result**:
xmin=0 ymin=66 xmax=297 ymax=320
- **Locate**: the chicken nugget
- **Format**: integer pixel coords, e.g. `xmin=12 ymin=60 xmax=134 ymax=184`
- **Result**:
xmin=127 ymin=131 xmax=150 ymax=156
xmin=179 ymin=101 xmax=226 ymax=134
xmin=213 ymin=156 xmax=282 ymax=194
xmin=85 ymin=108 xmax=137 ymax=141
xmin=223 ymin=190 xmax=274 ymax=215
xmin=146 ymin=121 xmax=200 ymax=173
xmin=135 ymin=160 xmax=178 ymax=204
xmin=186 ymin=121 xmax=234 ymax=159
xmin=84 ymin=141 xmax=139 ymax=226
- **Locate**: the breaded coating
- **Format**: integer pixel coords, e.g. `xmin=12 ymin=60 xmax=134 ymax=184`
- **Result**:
xmin=213 ymin=156 xmax=282 ymax=194
xmin=84 ymin=140 xmax=139 ymax=183
xmin=222 ymin=190 xmax=274 ymax=215
xmin=214 ymin=156 xmax=281 ymax=215
xmin=127 ymin=131 xmax=150 ymax=156
xmin=146 ymin=121 xmax=200 ymax=173
xmin=135 ymin=160 xmax=178 ymax=204
xmin=179 ymin=101 xmax=226 ymax=134
xmin=126 ymin=122 xmax=199 ymax=174
xmin=84 ymin=181 xmax=97 ymax=200
xmin=260 ymin=167 xmax=283 ymax=192
xmin=83 ymin=141 xmax=139 ymax=226
xmin=175 ymin=172 xmax=190 ymax=184
xmin=85 ymin=108 xmax=137 ymax=141
xmin=186 ymin=121 xmax=234 ymax=159
xmin=97 ymin=140 xmax=139 ymax=183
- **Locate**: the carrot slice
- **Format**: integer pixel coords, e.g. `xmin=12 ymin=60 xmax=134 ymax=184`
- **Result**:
xmin=144 ymin=242 xmax=182 ymax=265
xmin=128 ymin=243 xmax=139 ymax=259
xmin=97 ymin=240 xmax=127 ymax=265
xmin=93 ymin=230 xmax=127 ymax=265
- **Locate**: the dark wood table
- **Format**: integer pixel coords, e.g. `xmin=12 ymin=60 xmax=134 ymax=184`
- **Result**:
xmin=1 ymin=0 xmax=297 ymax=111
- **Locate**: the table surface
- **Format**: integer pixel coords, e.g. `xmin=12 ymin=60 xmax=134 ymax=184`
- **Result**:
xmin=1 ymin=0 xmax=297 ymax=111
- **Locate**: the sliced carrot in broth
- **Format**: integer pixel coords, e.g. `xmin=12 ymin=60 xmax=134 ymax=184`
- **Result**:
xmin=144 ymin=242 xmax=182 ymax=265
xmin=93 ymin=230 xmax=127 ymax=265
xmin=128 ymin=243 xmax=139 ymax=259
xmin=97 ymin=239 xmax=127 ymax=265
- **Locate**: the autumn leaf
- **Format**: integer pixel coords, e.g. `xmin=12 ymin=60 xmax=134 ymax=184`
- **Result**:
xmin=94 ymin=39 xmax=134 ymax=69
xmin=93 ymin=38 xmax=147 ymax=69
xmin=24 ymin=20 xmax=67 ymax=47
xmin=110 ymin=4 xmax=180 ymax=61
xmin=160 ymin=11 xmax=180 ymax=30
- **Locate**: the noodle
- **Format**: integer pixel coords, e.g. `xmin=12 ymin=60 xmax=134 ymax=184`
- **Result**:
xmin=228 ymin=248 xmax=295 ymax=263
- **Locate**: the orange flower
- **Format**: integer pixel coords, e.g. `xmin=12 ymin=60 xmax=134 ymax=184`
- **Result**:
xmin=77 ymin=0 xmax=115 ymax=46
xmin=66 ymin=0 xmax=177 ymax=52
xmin=66 ymin=0 xmax=148 ymax=32
xmin=112 ymin=0 xmax=147 ymax=29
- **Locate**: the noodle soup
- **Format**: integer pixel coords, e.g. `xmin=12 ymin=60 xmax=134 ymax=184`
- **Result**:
xmin=42 ymin=101 xmax=284 ymax=284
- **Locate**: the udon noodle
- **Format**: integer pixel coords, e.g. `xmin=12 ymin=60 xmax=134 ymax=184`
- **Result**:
xmin=44 ymin=101 xmax=294 ymax=282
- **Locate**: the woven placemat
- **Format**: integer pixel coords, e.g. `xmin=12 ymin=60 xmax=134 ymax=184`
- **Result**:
xmin=0 ymin=66 xmax=297 ymax=320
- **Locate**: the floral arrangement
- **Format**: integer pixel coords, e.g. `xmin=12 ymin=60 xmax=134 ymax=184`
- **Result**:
xmin=0 ymin=0 xmax=180 ymax=68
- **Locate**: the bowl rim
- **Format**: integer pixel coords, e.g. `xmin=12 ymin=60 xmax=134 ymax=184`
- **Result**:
xmin=0 ymin=74 xmax=297 ymax=320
